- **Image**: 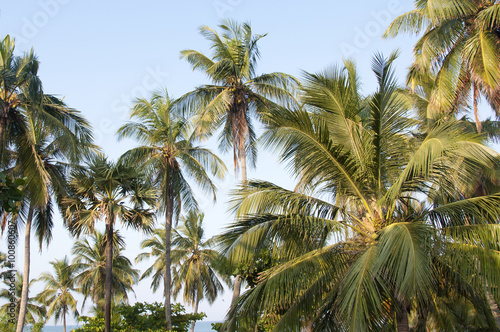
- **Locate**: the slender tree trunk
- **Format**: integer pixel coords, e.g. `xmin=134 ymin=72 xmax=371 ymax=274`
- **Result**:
xmin=104 ymin=221 xmax=114 ymax=332
xmin=396 ymin=312 xmax=409 ymax=332
xmin=190 ymin=296 xmax=199 ymax=332
xmin=164 ymin=183 xmax=174 ymax=331
xmin=228 ymin=142 xmax=248 ymax=332
xmin=16 ymin=204 xmax=34 ymax=332
xmin=63 ymin=308 xmax=67 ymax=332
xmin=473 ymin=83 xmax=482 ymax=133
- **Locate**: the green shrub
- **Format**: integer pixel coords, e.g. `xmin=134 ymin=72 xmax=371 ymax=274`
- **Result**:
xmin=72 ymin=302 xmax=205 ymax=332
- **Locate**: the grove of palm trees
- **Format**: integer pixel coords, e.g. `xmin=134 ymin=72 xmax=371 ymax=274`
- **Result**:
xmin=2 ymin=1 xmax=500 ymax=331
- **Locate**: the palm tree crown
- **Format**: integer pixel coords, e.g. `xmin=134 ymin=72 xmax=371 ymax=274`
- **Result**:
xmin=384 ymin=0 xmax=500 ymax=132
xmin=71 ymin=231 xmax=139 ymax=311
xmin=220 ymin=53 xmax=500 ymax=331
xmin=36 ymin=256 xmax=79 ymax=332
xmin=180 ymin=19 xmax=298 ymax=179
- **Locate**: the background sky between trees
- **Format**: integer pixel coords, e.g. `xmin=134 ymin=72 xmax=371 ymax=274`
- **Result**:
xmin=2 ymin=0 xmax=493 ymax=325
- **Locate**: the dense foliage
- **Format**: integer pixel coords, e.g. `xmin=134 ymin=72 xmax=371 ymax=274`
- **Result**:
xmin=2 ymin=4 xmax=500 ymax=331
xmin=72 ymin=302 xmax=205 ymax=332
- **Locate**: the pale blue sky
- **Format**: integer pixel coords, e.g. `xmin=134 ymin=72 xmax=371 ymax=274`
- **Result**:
xmin=1 ymin=0 xmax=485 ymax=325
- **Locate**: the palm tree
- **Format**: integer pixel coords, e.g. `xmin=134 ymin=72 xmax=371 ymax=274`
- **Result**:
xmin=180 ymin=18 xmax=298 ymax=309
xmin=0 ymin=272 xmax=46 ymax=325
xmin=220 ymin=54 xmax=500 ymax=331
xmin=0 ymin=35 xmax=93 ymax=160
xmin=117 ymin=89 xmax=226 ymax=329
xmin=36 ymin=256 xmax=79 ymax=332
xmin=13 ymin=110 xmax=93 ymax=332
xmin=171 ymin=211 xmax=230 ymax=332
xmin=136 ymin=228 xmax=167 ymax=293
xmin=384 ymin=0 xmax=500 ymax=133
xmin=62 ymin=156 xmax=155 ymax=332
xmin=71 ymin=231 xmax=139 ymax=313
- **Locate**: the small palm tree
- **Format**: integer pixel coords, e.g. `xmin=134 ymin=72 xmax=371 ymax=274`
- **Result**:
xmin=71 ymin=231 xmax=139 ymax=313
xmin=0 ymin=272 xmax=46 ymax=325
xmin=63 ymin=156 xmax=155 ymax=332
xmin=135 ymin=228 xmax=167 ymax=293
xmin=36 ymin=257 xmax=79 ymax=332
xmin=171 ymin=211 xmax=230 ymax=332
xmin=117 ymin=89 xmax=226 ymax=329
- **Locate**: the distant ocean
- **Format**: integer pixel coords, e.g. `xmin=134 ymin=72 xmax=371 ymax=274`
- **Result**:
xmin=39 ymin=321 xmax=219 ymax=332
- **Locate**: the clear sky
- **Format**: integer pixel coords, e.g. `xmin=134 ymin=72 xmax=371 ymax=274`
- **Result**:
xmin=1 ymin=0 xmax=489 ymax=326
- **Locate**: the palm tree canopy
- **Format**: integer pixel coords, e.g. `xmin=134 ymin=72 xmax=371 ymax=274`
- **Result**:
xmin=384 ymin=0 xmax=500 ymax=119
xmin=0 ymin=35 xmax=94 ymax=164
xmin=117 ymin=89 xmax=226 ymax=218
xmin=62 ymin=155 xmax=157 ymax=236
xmin=220 ymin=53 xmax=500 ymax=331
xmin=71 ymin=231 xmax=139 ymax=310
xmin=36 ymin=256 xmax=79 ymax=323
xmin=135 ymin=227 xmax=168 ymax=293
xmin=171 ymin=211 xmax=230 ymax=306
xmin=180 ymin=20 xmax=299 ymax=174
xmin=0 ymin=272 xmax=46 ymax=324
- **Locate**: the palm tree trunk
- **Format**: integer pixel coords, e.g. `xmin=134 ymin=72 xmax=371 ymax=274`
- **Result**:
xmin=396 ymin=312 xmax=409 ymax=332
xmin=164 ymin=183 xmax=174 ymax=331
xmin=0 ymin=105 xmax=9 ymax=157
xmin=473 ymin=83 xmax=482 ymax=133
xmin=63 ymin=308 xmax=67 ymax=332
xmin=228 ymin=141 xmax=247 ymax=331
xmin=190 ymin=296 xmax=200 ymax=332
xmin=104 ymin=221 xmax=114 ymax=332
xmin=16 ymin=204 xmax=34 ymax=332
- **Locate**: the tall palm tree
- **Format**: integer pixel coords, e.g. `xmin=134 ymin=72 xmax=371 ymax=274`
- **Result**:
xmin=62 ymin=156 xmax=155 ymax=332
xmin=71 ymin=231 xmax=139 ymax=313
xmin=171 ymin=211 xmax=230 ymax=332
xmin=13 ymin=110 xmax=93 ymax=332
xmin=117 ymin=89 xmax=226 ymax=329
xmin=384 ymin=0 xmax=500 ymax=133
xmin=0 ymin=272 xmax=46 ymax=325
xmin=180 ymin=18 xmax=298 ymax=308
xmin=36 ymin=256 xmax=79 ymax=332
xmin=220 ymin=54 xmax=500 ymax=331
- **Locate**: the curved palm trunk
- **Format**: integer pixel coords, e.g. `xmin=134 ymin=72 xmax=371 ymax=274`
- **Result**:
xmin=164 ymin=183 xmax=174 ymax=330
xmin=190 ymin=295 xmax=200 ymax=332
xmin=104 ymin=220 xmax=114 ymax=332
xmin=16 ymin=204 xmax=34 ymax=332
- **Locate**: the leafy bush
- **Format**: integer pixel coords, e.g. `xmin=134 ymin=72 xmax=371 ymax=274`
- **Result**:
xmin=72 ymin=302 xmax=205 ymax=332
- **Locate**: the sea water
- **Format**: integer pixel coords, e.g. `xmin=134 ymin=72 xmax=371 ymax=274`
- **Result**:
xmin=39 ymin=321 xmax=218 ymax=332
